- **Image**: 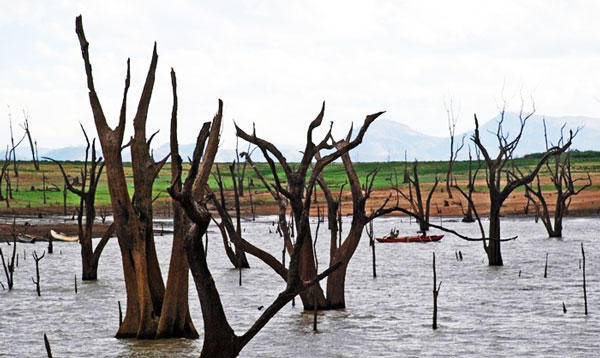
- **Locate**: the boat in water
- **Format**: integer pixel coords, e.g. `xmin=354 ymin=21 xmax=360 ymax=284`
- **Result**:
xmin=49 ymin=230 xmax=79 ymax=242
xmin=376 ymin=235 xmax=444 ymax=243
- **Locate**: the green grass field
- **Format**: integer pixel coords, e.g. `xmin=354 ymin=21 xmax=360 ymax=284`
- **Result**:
xmin=0 ymin=150 xmax=598 ymax=210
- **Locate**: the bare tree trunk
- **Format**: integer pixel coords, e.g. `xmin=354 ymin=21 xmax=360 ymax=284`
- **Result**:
xmin=21 ymin=113 xmax=39 ymax=170
xmin=157 ymin=69 xmax=200 ymax=338
xmin=487 ymin=203 xmax=503 ymax=266
xmin=76 ymin=17 xmax=197 ymax=339
xmin=32 ymin=250 xmax=45 ymax=296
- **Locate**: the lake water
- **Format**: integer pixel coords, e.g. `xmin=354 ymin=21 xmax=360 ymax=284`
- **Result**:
xmin=0 ymin=215 xmax=598 ymax=357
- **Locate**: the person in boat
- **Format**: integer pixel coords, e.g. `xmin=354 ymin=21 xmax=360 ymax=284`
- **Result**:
xmin=387 ymin=228 xmax=399 ymax=238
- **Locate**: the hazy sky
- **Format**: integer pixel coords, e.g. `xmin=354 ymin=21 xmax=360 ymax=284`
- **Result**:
xmin=2 ymin=0 xmax=600 ymax=150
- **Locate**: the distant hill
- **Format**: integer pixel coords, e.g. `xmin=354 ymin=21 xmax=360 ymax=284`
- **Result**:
xmin=25 ymin=113 xmax=600 ymax=162
xmin=351 ymin=113 xmax=600 ymax=162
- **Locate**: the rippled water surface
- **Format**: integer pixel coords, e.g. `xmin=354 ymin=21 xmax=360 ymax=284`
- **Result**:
xmin=1 ymin=215 xmax=599 ymax=357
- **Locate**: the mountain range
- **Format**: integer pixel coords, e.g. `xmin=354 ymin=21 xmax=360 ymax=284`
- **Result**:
xmin=14 ymin=113 xmax=600 ymax=162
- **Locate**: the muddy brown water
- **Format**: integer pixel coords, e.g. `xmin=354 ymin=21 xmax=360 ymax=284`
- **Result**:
xmin=0 ymin=215 xmax=599 ymax=357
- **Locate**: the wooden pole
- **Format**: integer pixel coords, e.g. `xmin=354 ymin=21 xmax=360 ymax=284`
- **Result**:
xmin=44 ymin=333 xmax=53 ymax=358
xmin=42 ymin=174 xmax=47 ymax=205
xmin=544 ymin=252 xmax=548 ymax=278
xmin=63 ymin=182 xmax=67 ymax=215
xmin=371 ymin=237 xmax=377 ymax=278
xmin=432 ymin=252 xmax=441 ymax=330
xmin=74 ymin=274 xmax=78 ymax=294
xmin=582 ymin=243 xmax=588 ymax=315
xmin=367 ymin=221 xmax=376 ymax=278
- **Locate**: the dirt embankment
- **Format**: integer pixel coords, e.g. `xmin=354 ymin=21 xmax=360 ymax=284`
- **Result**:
xmin=1 ymin=183 xmax=599 ymax=241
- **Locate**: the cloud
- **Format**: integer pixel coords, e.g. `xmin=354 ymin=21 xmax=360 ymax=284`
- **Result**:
xmin=1 ymin=0 xmax=600 ymax=153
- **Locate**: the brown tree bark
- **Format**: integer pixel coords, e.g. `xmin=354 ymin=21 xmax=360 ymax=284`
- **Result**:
xmin=75 ymin=16 xmax=194 ymax=339
xmin=524 ymin=145 xmax=591 ymax=238
xmin=21 ymin=112 xmax=39 ymax=170
xmin=156 ymin=69 xmax=198 ymax=338
xmin=169 ymin=123 xmax=342 ymax=356
xmin=45 ymin=126 xmax=113 ymax=281
xmin=470 ymin=109 xmax=574 ymax=265
xmin=236 ymin=104 xmax=383 ymax=309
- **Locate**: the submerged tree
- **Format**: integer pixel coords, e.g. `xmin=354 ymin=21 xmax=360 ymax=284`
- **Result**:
xmin=76 ymin=16 xmax=196 ymax=338
xmin=459 ymin=145 xmax=480 ymax=223
xmin=0 ymin=130 xmax=26 ymax=205
xmin=168 ymin=122 xmax=341 ymax=356
xmin=470 ymin=108 xmax=573 ymax=265
xmin=210 ymin=163 xmax=250 ymax=269
xmin=45 ymin=126 xmax=115 ymax=280
xmin=392 ymin=161 xmax=439 ymax=234
xmin=21 ymin=111 xmax=39 ymax=170
xmin=444 ymin=100 xmax=464 ymax=199
xmin=236 ymin=105 xmax=384 ymax=309
xmin=524 ymin=122 xmax=590 ymax=237
xmin=315 ymin=137 xmax=410 ymax=308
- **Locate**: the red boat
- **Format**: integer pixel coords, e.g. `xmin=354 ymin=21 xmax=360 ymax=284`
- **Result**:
xmin=375 ymin=235 xmax=444 ymax=243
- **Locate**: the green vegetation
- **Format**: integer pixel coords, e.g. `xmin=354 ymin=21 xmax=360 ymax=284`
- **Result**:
xmin=1 ymin=152 xmax=599 ymax=210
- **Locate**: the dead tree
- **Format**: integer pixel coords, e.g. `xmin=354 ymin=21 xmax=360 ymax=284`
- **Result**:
xmin=445 ymin=100 xmax=465 ymax=199
xmin=42 ymin=174 xmax=47 ymax=204
xmin=315 ymin=140 xmax=404 ymax=308
xmin=524 ymin=122 xmax=590 ymax=237
xmin=21 ymin=111 xmax=39 ymax=170
xmin=469 ymin=106 xmax=573 ymax=265
xmin=392 ymin=161 xmax=439 ymax=234
xmin=44 ymin=333 xmax=53 ymax=358
xmin=155 ymin=68 xmax=200 ymax=339
xmin=233 ymin=138 xmax=251 ymax=197
xmin=0 ymin=227 xmax=17 ymax=290
xmin=432 ymin=252 xmax=441 ymax=329
xmin=31 ymin=250 xmax=45 ymax=296
xmin=0 ymin=132 xmax=26 ymax=203
xmin=209 ymin=164 xmax=250 ymax=269
xmin=366 ymin=220 xmax=376 ymax=278
xmin=581 ymin=242 xmax=588 ymax=315
xmin=248 ymin=177 xmax=256 ymax=221
xmin=236 ymin=103 xmax=383 ymax=309
xmin=44 ymin=125 xmax=115 ymax=280
xmin=460 ymin=145 xmax=480 ymax=223
xmin=169 ymin=112 xmax=341 ymax=358
xmin=76 ymin=16 xmax=196 ymax=339
xmin=228 ymin=162 xmax=250 ymax=267
xmin=242 ymin=152 xmax=294 ymax=267
xmin=7 ymin=106 xmax=19 ymax=191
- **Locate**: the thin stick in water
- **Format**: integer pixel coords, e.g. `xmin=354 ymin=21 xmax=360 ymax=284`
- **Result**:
xmin=582 ymin=243 xmax=588 ymax=316
xmin=44 ymin=333 xmax=52 ymax=358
